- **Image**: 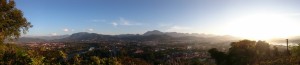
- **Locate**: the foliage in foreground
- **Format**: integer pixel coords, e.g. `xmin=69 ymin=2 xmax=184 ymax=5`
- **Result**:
xmin=0 ymin=0 xmax=32 ymax=42
xmin=0 ymin=43 xmax=123 ymax=65
xmin=0 ymin=42 xmax=212 ymax=65
xmin=209 ymin=39 xmax=300 ymax=65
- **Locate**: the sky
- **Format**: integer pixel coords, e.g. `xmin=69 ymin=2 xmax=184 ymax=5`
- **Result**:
xmin=14 ymin=0 xmax=300 ymax=39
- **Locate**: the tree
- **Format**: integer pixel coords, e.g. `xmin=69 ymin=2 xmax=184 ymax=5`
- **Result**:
xmin=0 ymin=0 xmax=32 ymax=42
xmin=208 ymin=48 xmax=226 ymax=65
xmin=0 ymin=44 xmax=32 ymax=65
xmin=273 ymin=46 xmax=280 ymax=56
xmin=255 ymin=41 xmax=271 ymax=59
xmin=90 ymin=56 xmax=101 ymax=65
xmin=227 ymin=40 xmax=256 ymax=65
xmin=70 ymin=54 xmax=82 ymax=65
xmin=291 ymin=43 xmax=300 ymax=57
xmin=209 ymin=40 xmax=273 ymax=65
xmin=59 ymin=50 xmax=67 ymax=62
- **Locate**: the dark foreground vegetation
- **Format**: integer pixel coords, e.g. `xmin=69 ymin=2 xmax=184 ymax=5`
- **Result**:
xmin=0 ymin=39 xmax=299 ymax=65
xmin=0 ymin=42 xmax=215 ymax=65
xmin=209 ymin=40 xmax=300 ymax=65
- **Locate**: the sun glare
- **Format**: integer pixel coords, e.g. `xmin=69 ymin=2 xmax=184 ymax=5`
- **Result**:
xmin=220 ymin=13 xmax=300 ymax=40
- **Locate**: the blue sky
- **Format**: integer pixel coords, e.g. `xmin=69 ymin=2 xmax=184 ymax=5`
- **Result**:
xmin=14 ymin=0 xmax=300 ymax=37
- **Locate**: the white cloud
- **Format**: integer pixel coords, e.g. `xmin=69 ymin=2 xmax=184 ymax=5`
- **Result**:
xmin=88 ymin=29 xmax=94 ymax=31
xmin=166 ymin=26 xmax=193 ymax=33
xmin=110 ymin=17 xmax=141 ymax=26
xmin=120 ymin=18 xmax=131 ymax=25
xmin=112 ymin=22 xmax=118 ymax=26
xmin=63 ymin=28 xmax=69 ymax=32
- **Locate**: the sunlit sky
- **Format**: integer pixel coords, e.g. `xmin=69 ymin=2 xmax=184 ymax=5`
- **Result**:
xmin=15 ymin=0 xmax=300 ymax=39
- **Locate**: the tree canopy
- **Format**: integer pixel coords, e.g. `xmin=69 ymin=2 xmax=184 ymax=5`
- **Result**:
xmin=0 ymin=0 xmax=32 ymax=42
xmin=208 ymin=39 xmax=300 ymax=65
xmin=209 ymin=40 xmax=273 ymax=65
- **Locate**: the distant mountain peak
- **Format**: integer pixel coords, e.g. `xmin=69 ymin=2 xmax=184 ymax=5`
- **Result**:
xmin=73 ymin=32 xmax=90 ymax=34
xmin=70 ymin=32 xmax=98 ymax=37
xmin=143 ymin=30 xmax=164 ymax=36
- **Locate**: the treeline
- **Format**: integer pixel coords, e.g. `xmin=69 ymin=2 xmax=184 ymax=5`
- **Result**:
xmin=209 ymin=39 xmax=300 ymax=65
xmin=0 ymin=42 xmax=124 ymax=65
xmin=0 ymin=43 xmax=134 ymax=65
xmin=0 ymin=42 xmax=212 ymax=65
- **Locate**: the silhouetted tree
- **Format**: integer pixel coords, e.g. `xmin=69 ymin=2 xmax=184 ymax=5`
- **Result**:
xmin=227 ymin=40 xmax=256 ymax=65
xmin=292 ymin=44 xmax=300 ymax=57
xmin=273 ymin=46 xmax=280 ymax=56
xmin=208 ymin=48 xmax=226 ymax=65
xmin=255 ymin=41 xmax=271 ymax=60
xmin=209 ymin=40 xmax=274 ymax=65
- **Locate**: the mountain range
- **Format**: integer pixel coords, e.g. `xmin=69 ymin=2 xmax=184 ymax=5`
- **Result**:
xmin=17 ymin=30 xmax=299 ymax=44
xmin=16 ymin=30 xmax=241 ymax=44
